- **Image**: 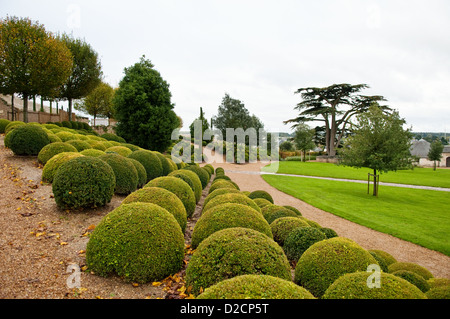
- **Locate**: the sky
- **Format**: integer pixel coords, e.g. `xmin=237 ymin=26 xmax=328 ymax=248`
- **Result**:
xmin=2 ymin=0 xmax=450 ymax=133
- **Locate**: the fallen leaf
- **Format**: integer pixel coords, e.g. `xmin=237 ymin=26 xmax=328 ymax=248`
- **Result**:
xmin=152 ymin=281 xmax=162 ymax=287
xmin=60 ymin=241 xmax=68 ymax=246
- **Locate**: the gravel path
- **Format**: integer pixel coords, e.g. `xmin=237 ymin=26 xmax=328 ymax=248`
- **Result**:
xmin=210 ymin=161 xmax=450 ymax=279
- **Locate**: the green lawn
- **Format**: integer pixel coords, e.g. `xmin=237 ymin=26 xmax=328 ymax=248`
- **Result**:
xmin=262 ymin=174 xmax=450 ymax=256
xmin=262 ymin=161 xmax=450 ymax=188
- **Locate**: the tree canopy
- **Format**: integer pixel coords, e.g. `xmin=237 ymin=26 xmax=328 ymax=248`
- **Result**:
xmin=74 ymin=81 xmax=115 ymax=126
xmin=427 ymin=140 xmax=444 ymax=171
xmin=113 ymin=56 xmax=179 ymax=152
xmin=284 ymin=83 xmax=389 ymax=157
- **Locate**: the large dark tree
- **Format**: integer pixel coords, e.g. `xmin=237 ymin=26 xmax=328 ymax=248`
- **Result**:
xmin=284 ymin=84 xmax=389 ymax=157
xmin=113 ymin=56 xmax=178 ymax=152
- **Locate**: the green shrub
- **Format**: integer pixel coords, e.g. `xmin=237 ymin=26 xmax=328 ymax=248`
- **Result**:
xmin=202 ymin=192 xmax=261 ymax=214
xmin=65 ymin=139 xmax=92 ymax=151
xmin=168 ymin=169 xmax=202 ymax=203
xmin=37 ymin=142 xmax=78 ymax=165
xmin=0 ymin=119 xmax=11 ymax=133
xmin=122 ymin=187 xmax=187 ymax=232
xmin=213 ymin=175 xmax=231 ymax=183
xmin=203 ymin=188 xmax=241 ymax=208
xmin=185 ymin=227 xmax=291 ymax=295
xmin=61 ymin=121 xmax=72 ymax=128
xmin=191 ymin=203 xmax=272 ymax=248
xmin=208 ymin=179 xmax=239 ymax=194
xmin=127 ymin=158 xmax=147 ymax=188
xmin=184 ymin=165 xmax=210 ymax=189
xmin=52 ymin=156 xmax=115 ymax=209
xmin=322 ymin=271 xmax=427 ymax=299
xmin=283 ymin=205 xmax=302 ymax=216
xmin=368 ymin=251 xmax=389 ymax=272
xmin=294 ymin=237 xmax=378 ymax=297
xmin=120 ymin=143 xmax=141 ymax=152
xmin=320 ymin=227 xmax=338 ymax=239
xmin=42 ymin=152 xmax=83 ymax=183
xmin=300 ymin=217 xmax=322 ymax=228
xmin=5 ymin=121 xmax=25 ymax=134
xmin=248 ymin=190 xmax=274 ymax=203
xmin=197 ymin=275 xmax=315 ymax=299
xmin=215 ymin=167 xmax=225 ymax=175
xmin=99 ymin=153 xmax=138 ymax=195
xmin=86 ymin=202 xmax=184 ymax=283
xmin=153 ymin=151 xmax=173 ymax=176
xmin=388 ymin=262 xmax=434 ymax=280
xmin=261 ymin=204 xmax=298 ymax=224
xmin=202 ymin=164 xmax=214 ymax=176
xmin=70 ymin=121 xmax=79 ymax=129
xmin=392 ymin=270 xmax=430 ymax=292
xmin=101 ymin=133 xmax=126 ymax=143
xmin=80 ymin=149 xmax=106 ymax=158
xmin=427 ymin=278 xmax=450 ymax=289
xmin=283 ymin=227 xmax=328 ymax=262
xmin=128 ymin=150 xmax=163 ymax=182
xmin=368 ymin=249 xmax=397 ymax=266
xmin=7 ymin=124 xmax=51 ymax=156
xmin=105 ymin=146 xmax=132 ymax=157
xmin=47 ymin=133 xmax=62 ymax=143
xmin=144 ymin=176 xmax=196 ymax=217
xmin=91 ymin=141 xmax=108 ymax=151
xmin=253 ymin=197 xmax=273 ymax=208
xmin=426 ymin=286 xmax=450 ymax=299
xmin=55 ymin=131 xmax=77 ymax=142
xmin=270 ymin=217 xmax=311 ymax=246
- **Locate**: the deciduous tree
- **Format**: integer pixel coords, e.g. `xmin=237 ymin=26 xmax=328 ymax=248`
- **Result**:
xmin=428 ymin=140 xmax=444 ymax=171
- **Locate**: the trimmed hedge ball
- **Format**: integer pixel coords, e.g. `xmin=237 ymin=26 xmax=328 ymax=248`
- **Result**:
xmin=52 ymin=156 xmax=115 ymax=209
xmin=100 ymin=133 xmax=126 ymax=143
xmin=202 ymin=164 xmax=214 ymax=176
xmin=392 ymin=270 xmax=430 ymax=293
xmin=4 ymin=120 xmax=25 ymax=134
xmin=283 ymin=226 xmax=328 ymax=262
xmin=191 ymin=203 xmax=272 ymax=248
xmin=80 ymin=149 xmax=106 ymax=158
xmin=261 ymin=204 xmax=298 ymax=224
xmin=127 ymin=158 xmax=147 ymax=188
xmin=320 ymin=227 xmax=338 ymax=239
xmin=185 ymin=227 xmax=291 ymax=295
xmin=0 ymin=119 xmax=11 ymax=133
xmin=153 ymin=151 xmax=173 ymax=176
xmin=7 ymin=124 xmax=51 ymax=156
xmin=168 ymin=169 xmax=202 ymax=203
xmin=42 ymin=152 xmax=84 ymax=183
xmin=270 ymin=217 xmax=311 ymax=246
xmin=99 ymin=153 xmax=138 ymax=195
xmin=122 ymin=187 xmax=187 ymax=232
xmin=203 ymin=188 xmax=241 ymax=208
xmin=368 ymin=249 xmax=397 ymax=266
xmin=426 ymin=285 xmax=450 ymax=299
xmin=86 ymin=202 xmax=184 ymax=283
xmin=120 ymin=143 xmax=141 ymax=152
xmin=47 ymin=133 xmax=62 ymax=143
xmin=65 ymin=139 xmax=92 ymax=151
xmin=208 ymin=179 xmax=239 ymax=194
xmin=37 ymin=142 xmax=78 ymax=164
xmin=128 ymin=150 xmax=163 ymax=182
xmin=283 ymin=205 xmax=302 ymax=216
xmin=322 ymin=271 xmax=427 ymax=299
xmin=294 ymin=237 xmax=378 ymax=297
xmin=91 ymin=141 xmax=108 ymax=151
xmin=197 ymin=275 xmax=315 ymax=299
xmin=388 ymin=262 xmax=433 ymax=280
xmin=253 ymin=198 xmax=273 ymax=208
xmin=144 ymin=176 xmax=196 ymax=217
xmin=248 ymin=190 xmax=274 ymax=203
xmin=55 ymin=131 xmax=77 ymax=142
xmin=105 ymin=146 xmax=132 ymax=157
xmin=184 ymin=165 xmax=210 ymax=189
xmin=202 ymin=192 xmax=261 ymax=214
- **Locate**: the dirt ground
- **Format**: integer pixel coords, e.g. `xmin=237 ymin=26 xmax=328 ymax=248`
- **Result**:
xmin=0 ymin=138 xmax=449 ymax=299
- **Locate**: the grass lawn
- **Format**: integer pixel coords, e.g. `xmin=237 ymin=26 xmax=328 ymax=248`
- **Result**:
xmin=262 ymin=174 xmax=450 ymax=256
xmin=262 ymin=161 xmax=450 ymax=188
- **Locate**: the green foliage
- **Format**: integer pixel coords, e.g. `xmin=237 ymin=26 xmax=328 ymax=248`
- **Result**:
xmin=38 ymin=142 xmax=78 ymax=164
xmin=248 ymin=190 xmax=274 ymax=203
xmin=283 ymin=227 xmax=328 ymax=262
xmin=42 ymin=152 xmax=83 ymax=183
xmin=101 ymin=133 xmax=126 ymax=143
xmin=208 ymin=179 xmax=239 ymax=194
xmin=74 ymin=82 xmax=114 ymax=125
xmin=55 ymin=131 xmax=76 ymax=142
xmin=183 ymin=165 xmax=210 ymax=189
xmin=128 ymin=150 xmax=163 ymax=182
xmin=80 ymin=149 xmax=105 ymax=158
xmin=86 ymin=202 xmax=184 ymax=283
xmin=294 ymin=237 xmax=378 ymax=297
xmin=203 ymin=188 xmax=241 ymax=208
xmin=426 ymin=285 xmax=450 ymax=299
xmin=428 ymin=140 xmax=444 ymax=170
xmin=185 ymin=227 xmax=291 ymax=295
xmin=65 ymin=139 xmax=92 ymax=151
xmin=4 ymin=121 xmax=25 ymax=134
xmin=127 ymin=158 xmax=147 ymax=188
xmin=320 ymin=227 xmax=338 ymax=239
xmin=322 ymin=271 xmax=426 ymax=299
xmin=0 ymin=119 xmax=11 ymax=133
xmin=252 ymin=197 xmax=273 ymax=208
xmin=105 ymin=146 xmax=132 ymax=157
xmin=122 ymin=187 xmax=187 ymax=232
xmin=144 ymin=176 xmax=196 ymax=217
xmin=168 ymin=169 xmax=203 ymax=203
xmin=113 ymin=56 xmax=178 ymax=152
xmin=52 ymin=156 xmax=115 ymax=209
xmin=99 ymin=153 xmax=138 ymax=195
xmin=191 ymin=203 xmax=272 ymax=248
xmin=7 ymin=124 xmax=50 ymax=155
xmin=282 ymin=205 xmax=302 ymax=216
xmin=197 ymin=275 xmax=315 ymax=299
xmin=392 ymin=270 xmax=430 ymax=293
xmin=202 ymin=193 xmax=261 ymax=214
xmin=153 ymin=151 xmax=173 ymax=176
xmin=293 ymin=123 xmax=316 ymax=160
xmin=270 ymin=217 xmax=311 ymax=246
xmin=388 ymin=262 xmax=433 ymax=280
xmin=261 ymin=204 xmax=298 ymax=224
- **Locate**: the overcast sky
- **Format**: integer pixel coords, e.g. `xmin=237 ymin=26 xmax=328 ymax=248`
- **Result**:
xmin=2 ymin=0 xmax=450 ymax=133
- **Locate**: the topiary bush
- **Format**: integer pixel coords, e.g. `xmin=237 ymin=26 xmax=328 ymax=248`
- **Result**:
xmin=42 ymin=152 xmax=84 ymax=183
xmin=203 ymin=188 xmax=241 ymax=208
xmin=197 ymin=275 xmax=315 ymax=299
xmin=322 ymin=271 xmax=427 ymax=299
xmin=86 ymin=202 xmax=184 ymax=283
xmin=153 ymin=151 xmax=173 ymax=176
xmin=168 ymin=169 xmax=202 ymax=203
xmin=368 ymin=249 xmax=397 ymax=266
xmin=294 ymin=237 xmax=378 ymax=297
xmin=90 ymin=141 xmax=108 ymax=151
xmin=122 ymin=187 xmax=187 ymax=232
xmin=5 ymin=120 xmax=25 ymax=134
xmin=215 ymin=167 xmax=225 ymax=175
xmin=0 ymin=119 xmax=11 ymax=133
xmin=183 ymin=165 xmax=210 ymax=189
xmin=392 ymin=270 xmax=430 ymax=293
xmin=100 ymin=133 xmax=126 ymax=143
xmin=270 ymin=216 xmax=311 ymax=246
xmin=388 ymin=262 xmax=434 ymax=280
xmin=144 ymin=176 xmax=196 ymax=217
xmin=261 ymin=204 xmax=298 ymax=224
xmin=202 ymin=164 xmax=214 ymax=176
xmin=191 ymin=203 xmax=272 ymax=248
xmin=202 ymin=192 xmax=261 ymax=214
xmin=65 ymin=139 xmax=92 ymax=152
xmin=253 ymin=197 xmax=273 ymax=208
xmin=55 ymin=131 xmax=77 ymax=142
xmin=52 ymin=156 xmax=115 ymax=209
xmin=7 ymin=124 xmax=51 ymax=156
xmin=105 ymin=146 xmax=132 ymax=157
xmin=128 ymin=150 xmax=163 ymax=182
xmin=37 ymin=142 xmax=78 ymax=165
xmin=208 ymin=179 xmax=239 ymax=194
xmin=212 ymin=174 xmax=231 ymax=183
xmin=80 ymin=149 xmax=106 ymax=158
xmin=120 ymin=143 xmax=141 ymax=152
xmin=47 ymin=133 xmax=62 ymax=143
xmin=283 ymin=205 xmax=302 ymax=216
xmin=320 ymin=227 xmax=338 ymax=239
xmin=127 ymin=158 xmax=147 ymax=188
xmin=248 ymin=190 xmax=274 ymax=203
xmin=283 ymin=227 xmax=328 ymax=262
xmin=99 ymin=153 xmax=138 ymax=195
xmin=185 ymin=227 xmax=291 ymax=295
xmin=426 ymin=285 xmax=450 ymax=299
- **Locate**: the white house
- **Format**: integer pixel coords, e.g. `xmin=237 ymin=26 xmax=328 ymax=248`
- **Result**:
xmin=410 ymin=139 xmax=450 ymax=167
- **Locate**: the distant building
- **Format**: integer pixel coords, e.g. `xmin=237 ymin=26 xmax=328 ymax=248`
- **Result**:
xmin=410 ymin=139 xmax=450 ymax=167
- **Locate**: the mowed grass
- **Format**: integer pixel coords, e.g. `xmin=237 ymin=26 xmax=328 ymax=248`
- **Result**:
xmin=262 ymin=174 xmax=450 ymax=256
xmin=262 ymin=161 xmax=450 ymax=188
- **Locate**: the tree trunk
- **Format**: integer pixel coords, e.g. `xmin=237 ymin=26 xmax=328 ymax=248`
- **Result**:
xmin=33 ymin=96 xmax=36 ymax=112
xmin=434 ymin=161 xmax=437 ymax=171
xmin=23 ymin=95 xmax=28 ymax=123
xmin=68 ymin=98 xmax=73 ymax=121
xmin=11 ymin=94 xmax=14 ymax=121
xmin=373 ymin=169 xmax=378 ymax=197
